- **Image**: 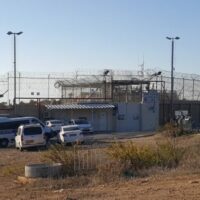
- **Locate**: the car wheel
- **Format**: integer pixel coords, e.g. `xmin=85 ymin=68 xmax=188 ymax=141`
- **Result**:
xmin=19 ymin=146 xmax=23 ymax=151
xmin=45 ymin=139 xmax=51 ymax=148
xmin=61 ymin=142 xmax=66 ymax=146
xmin=81 ymin=141 xmax=85 ymax=145
xmin=40 ymin=145 xmax=47 ymax=151
xmin=72 ymin=141 xmax=77 ymax=146
xmin=0 ymin=139 xmax=9 ymax=148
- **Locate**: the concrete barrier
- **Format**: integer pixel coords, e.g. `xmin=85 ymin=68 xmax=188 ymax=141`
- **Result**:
xmin=25 ymin=163 xmax=63 ymax=178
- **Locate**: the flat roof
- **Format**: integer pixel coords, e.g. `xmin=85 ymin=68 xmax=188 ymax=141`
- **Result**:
xmin=45 ymin=103 xmax=115 ymax=110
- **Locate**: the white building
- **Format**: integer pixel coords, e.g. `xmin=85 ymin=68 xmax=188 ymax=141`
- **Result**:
xmin=45 ymin=91 xmax=159 ymax=132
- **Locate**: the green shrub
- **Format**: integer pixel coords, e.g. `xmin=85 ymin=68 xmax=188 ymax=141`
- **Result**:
xmin=42 ymin=144 xmax=102 ymax=177
xmin=42 ymin=144 xmax=77 ymax=176
xmin=156 ymin=139 xmax=185 ymax=168
xmin=42 ymin=139 xmax=186 ymax=179
xmin=107 ymin=142 xmax=156 ymax=171
xmin=107 ymin=140 xmax=185 ymax=177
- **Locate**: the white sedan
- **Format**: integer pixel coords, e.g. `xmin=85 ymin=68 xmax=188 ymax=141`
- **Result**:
xmin=57 ymin=125 xmax=84 ymax=145
xmin=45 ymin=120 xmax=64 ymax=135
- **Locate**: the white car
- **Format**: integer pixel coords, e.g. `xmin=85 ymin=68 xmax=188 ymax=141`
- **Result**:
xmin=0 ymin=116 xmax=52 ymax=148
xmin=15 ymin=124 xmax=46 ymax=151
xmin=45 ymin=120 xmax=64 ymax=136
xmin=57 ymin=125 xmax=84 ymax=145
xmin=69 ymin=119 xmax=93 ymax=134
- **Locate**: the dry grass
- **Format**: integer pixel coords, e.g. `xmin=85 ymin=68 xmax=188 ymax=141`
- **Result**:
xmin=105 ymin=139 xmax=185 ymax=178
xmin=2 ymin=133 xmax=200 ymax=199
xmin=41 ymin=144 xmax=106 ymax=177
xmin=41 ymin=134 xmax=189 ymax=182
xmin=180 ymin=139 xmax=200 ymax=172
xmin=0 ymin=164 xmax=24 ymax=177
xmin=41 ymin=144 xmax=77 ymax=176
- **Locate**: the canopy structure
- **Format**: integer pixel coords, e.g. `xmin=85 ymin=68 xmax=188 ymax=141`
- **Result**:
xmin=45 ymin=103 xmax=115 ymax=110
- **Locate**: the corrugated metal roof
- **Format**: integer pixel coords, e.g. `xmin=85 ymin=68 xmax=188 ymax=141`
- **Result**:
xmin=45 ymin=104 xmax=115 ymax=110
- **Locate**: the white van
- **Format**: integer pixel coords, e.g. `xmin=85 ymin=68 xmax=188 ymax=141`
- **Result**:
xmin=15 ymin=124 xmax=46 ymax=151
xmin=0 ymin=117 xmax=52 ymax=148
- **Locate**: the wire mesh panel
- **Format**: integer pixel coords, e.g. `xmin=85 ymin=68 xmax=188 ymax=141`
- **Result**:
xmin=72 ymin=147 xmax=107 ymax=174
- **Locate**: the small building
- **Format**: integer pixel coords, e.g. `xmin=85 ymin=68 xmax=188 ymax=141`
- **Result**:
xmin=45 ymin=91 xmax=159 ymax=132
xmin=45 ymin=103 xmax=115 ymax=132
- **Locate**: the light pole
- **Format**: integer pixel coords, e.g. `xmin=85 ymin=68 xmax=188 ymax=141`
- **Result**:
xmin=166 ymin=36 xmax=180 ymax=121
xmin=103 ymin=69 xmax=110 ymax=101
xmin=7 ymin=31 xmax=23 ymax=113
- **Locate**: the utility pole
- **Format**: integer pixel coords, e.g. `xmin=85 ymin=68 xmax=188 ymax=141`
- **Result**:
xmin=166 ymin=36 xmax=180 ymax=121
xmin=7 ymin=31 xmax=23 ymax=115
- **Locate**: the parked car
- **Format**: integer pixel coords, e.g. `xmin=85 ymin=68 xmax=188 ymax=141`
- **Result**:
xmin=0 ymin=116 xmax=52 ymax=148
xmin=68 ymin=119 xmax=93 ymax=134
xmin=15 ymin=124 xmax=46 ymax=151
xmin=45 ymin=119 xmax=64 ymax=136
xmin=57 ymin=125 xmax=84 ymax=145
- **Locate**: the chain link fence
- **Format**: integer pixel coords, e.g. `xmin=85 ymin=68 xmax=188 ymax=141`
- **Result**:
xmin=1 ymin=69 xmax=200 ymax=105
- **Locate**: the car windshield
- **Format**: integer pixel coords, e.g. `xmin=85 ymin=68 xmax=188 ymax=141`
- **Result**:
xmin=74 ymin=119 xmax=89 ymax=124
xmin=24 ymin=127 xmax=42 ymax=135
xmin=63 ymin=127 xmax=79 ymax=131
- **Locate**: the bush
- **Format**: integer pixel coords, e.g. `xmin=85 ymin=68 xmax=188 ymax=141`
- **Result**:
xmin=156 ymin=139 xmax=185 ymax=168
xmin=161 ymin=123 xmax=181 ymax=137
xmin=161 ymin=123 xmax=194 ymax=137
xmin=107 ymin=142 xmax=156 ymax=171
xmin=41 ymin=139 xmax=186 ymax=179
xmin=106 ymin=140 xmax=185 ymax=177
xmin=42 ymin=144 xmax=103 ymax=177
xmin=42 ymin=144 xmax=77 ymax=176
xmin=180 ymin=141 xmax=200 ymax=172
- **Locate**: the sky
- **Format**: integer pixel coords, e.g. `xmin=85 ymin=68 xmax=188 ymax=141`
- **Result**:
xmin=0 ymin=0 xmax=200 ymax=75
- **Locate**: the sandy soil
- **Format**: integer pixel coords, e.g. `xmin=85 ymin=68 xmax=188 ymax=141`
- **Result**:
xmin=1 ymin=170 xmax=200 ymax=200
xmin=0 ymin=133 xmax=200 ymax=200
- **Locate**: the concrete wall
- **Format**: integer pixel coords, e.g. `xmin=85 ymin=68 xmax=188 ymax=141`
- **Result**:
xmin=141 ymin=91 xmax=159 ymax=131
xmin=115 ymin=91 xmax=159 ymax=132
xmin=141 ymin=104 xmax=159 ymax=131
xmin=115 ymin=103 xmax=141 ymax=132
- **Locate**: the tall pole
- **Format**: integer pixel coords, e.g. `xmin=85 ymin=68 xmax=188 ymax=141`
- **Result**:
xmin=7 ymin=31 xmax=23 ymax=115
xmin=7 ymin=72 xmax=10 ymax=105
xmin=166 ymin=36 xmax=179 ymax=122
xmin=103 ymin=70 xmax=110 ymax=101
xmin=170 ymin=39 xmax=174 ymax=121
xmin=48 ymin=74 xmax=50 ymax=99
xmin=13 ymin=33 xmax=16 ymax=109
xmin=104 ymin=76 xmax=107 ymax=101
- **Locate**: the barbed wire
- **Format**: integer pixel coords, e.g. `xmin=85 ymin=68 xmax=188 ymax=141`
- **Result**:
xmin=0 ymin=69 xmax=200 ymax=103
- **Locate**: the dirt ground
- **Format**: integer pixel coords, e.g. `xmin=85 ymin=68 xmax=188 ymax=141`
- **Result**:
xmin=1 ymin=133 xmax=200 ymax=200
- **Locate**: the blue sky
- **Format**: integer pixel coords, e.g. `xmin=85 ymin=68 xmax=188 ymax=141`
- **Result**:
xmin=0 ymin=0 xmax=200 ymax=74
